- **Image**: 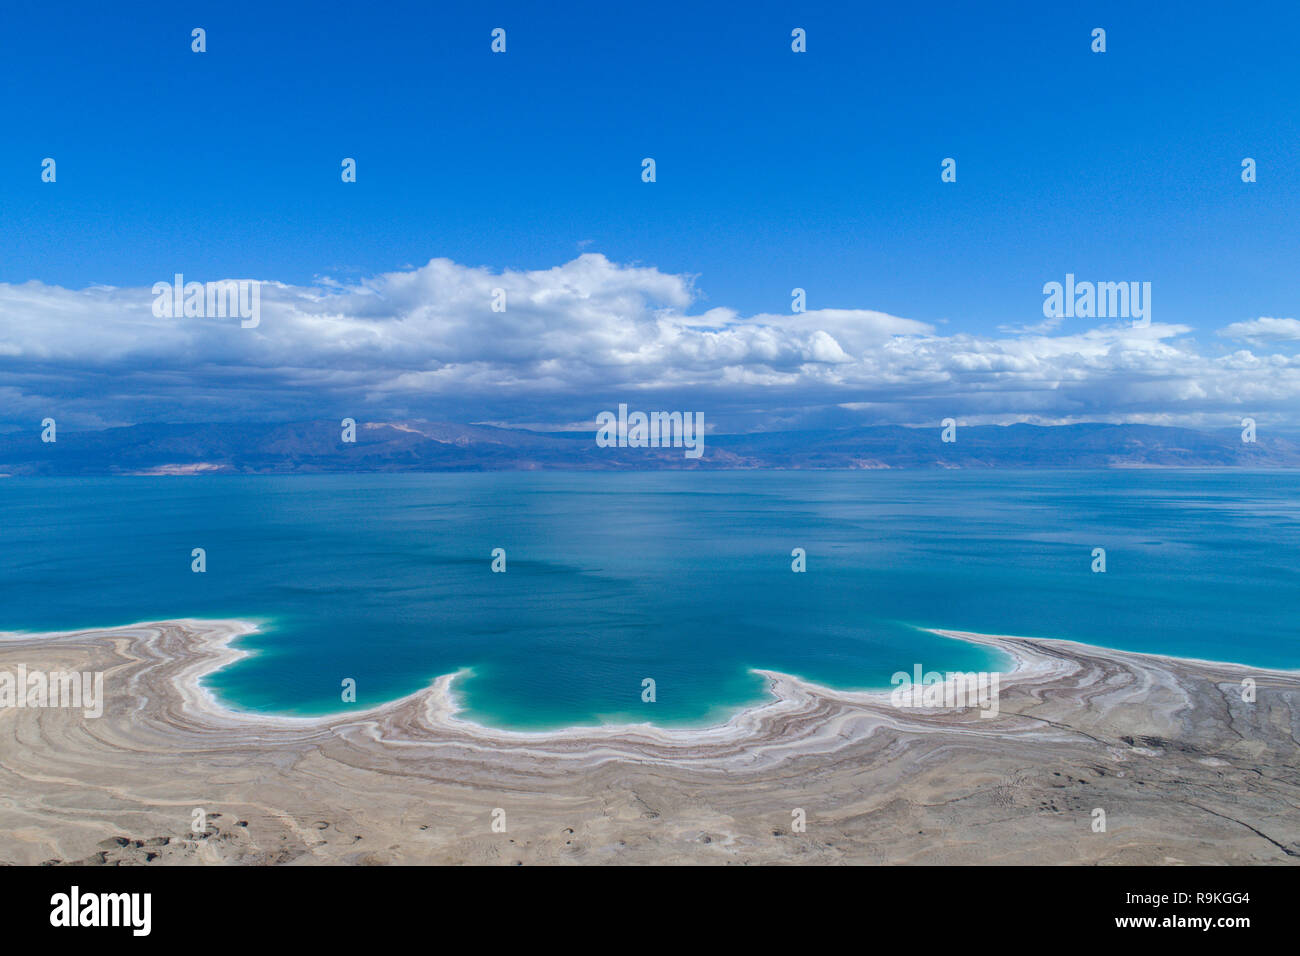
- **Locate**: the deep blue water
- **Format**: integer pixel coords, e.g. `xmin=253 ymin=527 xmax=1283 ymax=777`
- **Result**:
xmin=1 ymin=471 xmax=1297 ymax=728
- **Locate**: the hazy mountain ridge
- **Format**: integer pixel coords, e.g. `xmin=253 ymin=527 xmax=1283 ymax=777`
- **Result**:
xmin=1 ymin=421 xmax=1295 ymax=475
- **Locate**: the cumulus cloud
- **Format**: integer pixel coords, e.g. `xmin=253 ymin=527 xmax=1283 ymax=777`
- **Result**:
xmin=0 ymin=254 xmax=1295 ymax=431
xmin=1218 ymin=317 xmax=1300 ymax=345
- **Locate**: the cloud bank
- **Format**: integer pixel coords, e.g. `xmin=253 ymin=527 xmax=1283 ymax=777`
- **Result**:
xmin=0 ymin=254 xmax=1295 ymax=431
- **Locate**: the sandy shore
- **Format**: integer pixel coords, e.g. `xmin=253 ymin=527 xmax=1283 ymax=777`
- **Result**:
xmin=0 ymin=619 xmax=1296 ymax=865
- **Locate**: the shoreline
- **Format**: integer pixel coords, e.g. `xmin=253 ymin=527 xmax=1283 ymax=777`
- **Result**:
xmin=7 ymin=616 xmax=1293 ymax=737
xmin=1 ymin=618 xmax=1297 ymax=864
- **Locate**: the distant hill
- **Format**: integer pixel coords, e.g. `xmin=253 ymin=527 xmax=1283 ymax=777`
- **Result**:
xmin=1 ymin=421 xmax=1296 ymax=475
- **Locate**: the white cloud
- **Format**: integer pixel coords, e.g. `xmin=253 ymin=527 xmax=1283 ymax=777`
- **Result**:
xmin=0 ymin=254 xmax=1296 ymax=430
xmin=1218 ymin=316 xmax=1300 ymax=344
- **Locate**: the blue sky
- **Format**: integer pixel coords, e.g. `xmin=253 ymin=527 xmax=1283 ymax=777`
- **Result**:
xmin=1 ymin=1 xmax=1298 ymax=430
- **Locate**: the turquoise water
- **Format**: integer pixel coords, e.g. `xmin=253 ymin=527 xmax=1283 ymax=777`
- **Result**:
xmin=1 ymin=471 xmax=1297 ymax=728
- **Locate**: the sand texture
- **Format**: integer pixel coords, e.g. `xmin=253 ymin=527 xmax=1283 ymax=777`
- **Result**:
xmin=0 ymin=620 xmax=1296 ymax=865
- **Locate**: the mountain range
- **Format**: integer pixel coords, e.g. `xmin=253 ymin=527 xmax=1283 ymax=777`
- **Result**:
xmin=1 ymin=421 xmax=1296 ymax=475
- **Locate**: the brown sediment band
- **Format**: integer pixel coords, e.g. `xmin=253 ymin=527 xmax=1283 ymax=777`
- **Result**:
xmin=1 ymin=619 xmax=1296 ymax=865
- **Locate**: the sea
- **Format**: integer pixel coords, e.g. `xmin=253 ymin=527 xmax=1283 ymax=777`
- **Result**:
xmin=1 ymin=470 xmax=1297 ymax=728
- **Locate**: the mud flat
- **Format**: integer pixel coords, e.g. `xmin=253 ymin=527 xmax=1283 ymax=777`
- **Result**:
xmin=0 ymin=619 xmax=1296 ymax=865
